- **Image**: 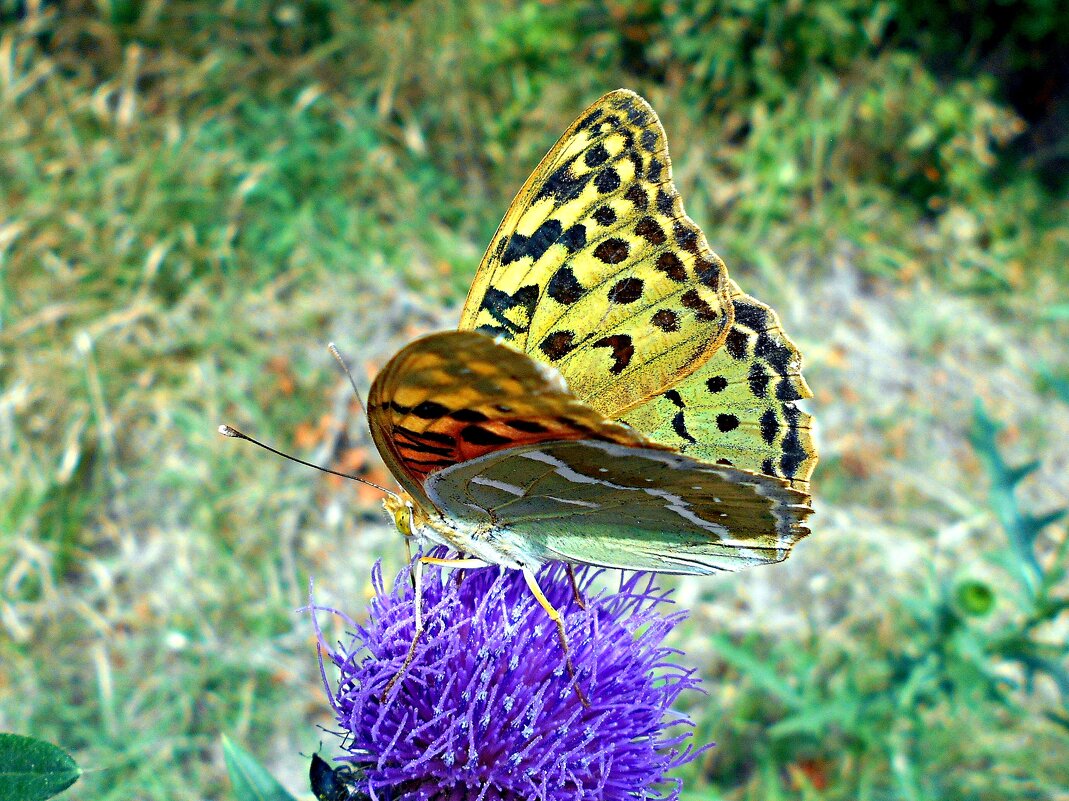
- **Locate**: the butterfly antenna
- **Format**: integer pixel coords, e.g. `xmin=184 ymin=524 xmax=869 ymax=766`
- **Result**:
xmin=218 ymin=424 xmax=397 ymax=498
xmin=328 ymin=342 xmax=368 ymax=417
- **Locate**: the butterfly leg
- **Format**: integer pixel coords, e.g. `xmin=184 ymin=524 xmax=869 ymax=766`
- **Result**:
xmin=522 ymin=568 xmax=590 ymax=708
xmin=381 ymin=555 xmax=490 ymax=702
xmin=565 ymin=563 xmax=587 ymax=610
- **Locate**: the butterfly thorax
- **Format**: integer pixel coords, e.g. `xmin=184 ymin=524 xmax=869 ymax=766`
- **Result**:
xmin=382 ymin=492 xmax=529 ymax=570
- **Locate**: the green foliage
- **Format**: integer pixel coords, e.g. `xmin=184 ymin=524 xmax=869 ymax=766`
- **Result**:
xmin=690 ymin=403 xmax=1069 ymax=798
xmin=599 ymin=0 xmax=1065 ymax=294
xmin=0 ymin=734 xmax=80 ymax=801
xmin=969 ymin=402 xmax=1069 ymax=721
xmin=222 ymin=736 xmax=298 ymax=801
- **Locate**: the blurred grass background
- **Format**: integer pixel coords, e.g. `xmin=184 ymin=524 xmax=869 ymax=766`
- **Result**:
xmin=2 ymin=1 xmax=1068 ymax=799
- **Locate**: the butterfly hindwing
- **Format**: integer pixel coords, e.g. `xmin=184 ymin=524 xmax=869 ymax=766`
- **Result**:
xmin=425 ymin=440 xmax=811 ymax=574
xmin=459 ymin=89 xmax=734 ymax=417
xmin=622 ymin=281 xmax=818 ymax=491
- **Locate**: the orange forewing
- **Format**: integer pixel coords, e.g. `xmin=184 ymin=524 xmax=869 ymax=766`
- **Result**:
xmin=366 ymin=331 xmax=659 ymax=504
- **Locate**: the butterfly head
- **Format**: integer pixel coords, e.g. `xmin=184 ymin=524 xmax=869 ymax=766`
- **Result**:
xmin=383 ymin=491 xmax=419 ymax=538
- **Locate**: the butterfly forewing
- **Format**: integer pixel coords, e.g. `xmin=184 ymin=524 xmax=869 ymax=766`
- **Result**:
xmin=459 ymin=89 xmax=734 ymax=417
xmin=425 ymin=440 xmax=811 ymax=574
xmin=366 ymin=331 xmax=659 ymax=505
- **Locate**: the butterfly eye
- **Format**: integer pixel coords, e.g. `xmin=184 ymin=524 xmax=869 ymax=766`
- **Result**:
xmin=393 ymin=506 xmax=412 ymax=536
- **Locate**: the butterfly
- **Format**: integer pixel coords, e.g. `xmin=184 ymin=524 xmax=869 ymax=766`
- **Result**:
xmin=360 ymin=89 xmax=817 ymax=697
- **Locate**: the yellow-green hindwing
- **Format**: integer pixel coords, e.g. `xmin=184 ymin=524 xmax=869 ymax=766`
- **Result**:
xmin=622 ymin=281 xmax=816 ymax=491
xmin=460 ymin=90 xmax=734 ymax=417
xmin=425 ymin=440 xmax=811 ymax=574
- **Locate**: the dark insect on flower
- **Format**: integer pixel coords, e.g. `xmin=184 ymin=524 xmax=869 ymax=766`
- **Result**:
xmin=310 ymin=753 xmax=371 ymax=801
xmin=314 ymin=559 xmax=707 ymax=801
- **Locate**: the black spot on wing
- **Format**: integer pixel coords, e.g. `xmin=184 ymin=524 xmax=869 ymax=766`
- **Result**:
xmin=724 ymin=328 xmax=750 ymax=359
xmin=673 ymin=221 xmax=700 ymax=254
xmin=536 ymin=160 xmax=592 ymax=203
xmin=716 ymin=413 xmax=739 ymax=432
xmin=594 ymin=167 xmax=621 ymax=193
xmin=779 ymin=404 xmax=807 ymax=478
xmin=593 ymin=238 xmax=630 ymax=264
xmin=460 ymin=426 xmax=512 ymax=446
xmin=640 ymin=128 xmax=658 ymax=152
xmin=748 ymin=362 xmax=771 ymax=398
xmin=706 ymin=375 xmax=728 ymax=393
xmin=502 ymin=219 xmax=563 ymax=265
xmin=655 ymin=252 xmax=686 ymax=282
xmin=450 ymin=408 xmax=489 ymax=423
xmin=592 ymin=205 xmax=616 ymax=226
xmin=656 ymin=189 xmax=675 ymax=216
xmin=755 ymin=332 xmax=793 ymax=375
xmin=410 ymin=400 xmax=450 ymax=419
xmin=539 ymin=330 xmax=577 ymax=360
xmin=651 ymin=308 xmax=680 ymax=332
xmin=733 ymin=301 xmax=769 ymax=331
xmin=479 ymin=284 xmax=539 ymax=337
xmin=635 ymin=216 xmax=666 ymax=245
xmin=592 ymin=334 xmax=634 ymax=375
xmin=584 ymin=143 xmax=610 ymax=167
xmin=608 ymin=277 xmax=644 ymax=304
xmin=664 ymin=389 xmax=685 ymax=408
xmin=547 ymin=266 xmax=585 ymax=305
xmin=776 ymin=378 xmax=803 ymax=401
xmin=560 ymin=223 xmax=587 ymax=253
xmin=760 ymin=409 xmax=779 ymax=444
xmin=695 ymin=258 xmax=722 ymax=289
xmin=672 ymin=411 xmax=696 ymax=443
xmin=647 ymin=156 xmax=664 ymax=183
xmin=624 ymin=184 xmax=648 ymax=210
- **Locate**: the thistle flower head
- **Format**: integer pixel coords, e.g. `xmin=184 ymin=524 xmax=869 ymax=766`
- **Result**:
xmin=316 ymin=559 xmax=706 ymax=801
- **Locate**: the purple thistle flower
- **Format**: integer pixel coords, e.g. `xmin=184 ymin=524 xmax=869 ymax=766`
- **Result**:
xmin=314 ymin=559 xmax=708 ymax=801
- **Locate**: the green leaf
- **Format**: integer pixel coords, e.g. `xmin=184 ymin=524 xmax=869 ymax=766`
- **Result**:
xmin=708 ymin=633 xmax=803 ymax=707
xmin=221 ymin=736 xmax=298 ymax=801
xmin=768 ymin=697 xmax=858 ymax=738
xmin=0 ymin=733 xmax=80 ymax=801
xmin=968 ymin=400 xmax=1057 ymax=591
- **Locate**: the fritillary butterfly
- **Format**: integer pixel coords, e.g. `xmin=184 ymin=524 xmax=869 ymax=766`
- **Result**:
xmin=361 ymin=90 xmax=817 ymax=696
